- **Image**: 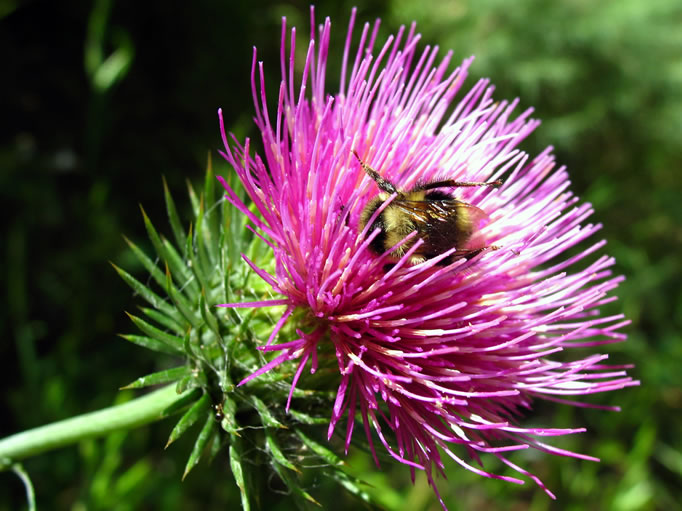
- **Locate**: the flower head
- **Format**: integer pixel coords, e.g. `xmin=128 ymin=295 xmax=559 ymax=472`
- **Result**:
xmin=217 ymin=8 xmax=637 ymax=506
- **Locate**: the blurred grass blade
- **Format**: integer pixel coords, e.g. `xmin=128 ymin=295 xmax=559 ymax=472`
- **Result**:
xmin=11 ymin=463 xmax=36 ymax=511
xmin=91 ymin=32 xmax=134 ymax=92
xmin=85 ymin=0 xmax=134 ymax=93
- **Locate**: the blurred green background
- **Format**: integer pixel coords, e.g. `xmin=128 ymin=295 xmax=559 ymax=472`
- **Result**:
xmin=2 ymin=0 xmax=681 ymax=509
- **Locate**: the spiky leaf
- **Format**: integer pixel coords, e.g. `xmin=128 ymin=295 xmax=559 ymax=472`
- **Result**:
xmin=182 ymin=413 xmax=217 ymax=479
xmin=118 ymin=334 xmax=180 ymax=356
xmin=229 ymin=437 xmax=251 ymax=511
xmin=121 ymin=367 xmax=190 ymax=390
xmin=162 ymin=175 xmax=188 ymax=252
xmin=111 ymin=263 xmax=180 ymax=322
xmin=125 ymin=313 xmax=184 ymax=353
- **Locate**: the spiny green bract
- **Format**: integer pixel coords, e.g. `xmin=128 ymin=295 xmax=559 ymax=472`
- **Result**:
xmin=115 ymin=158 xmax=371 ymax=510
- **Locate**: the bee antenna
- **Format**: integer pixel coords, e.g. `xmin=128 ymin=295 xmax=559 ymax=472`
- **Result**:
xmin=352 ymin=150 xmax=398 ymax=195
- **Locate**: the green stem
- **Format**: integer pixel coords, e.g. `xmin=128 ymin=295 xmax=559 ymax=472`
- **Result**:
xmin=0 ymin=385 xmax=193 ymax=466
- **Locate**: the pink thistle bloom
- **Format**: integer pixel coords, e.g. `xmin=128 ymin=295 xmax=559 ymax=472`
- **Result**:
xmin=217 ymin=7 xmax=638 ymax=506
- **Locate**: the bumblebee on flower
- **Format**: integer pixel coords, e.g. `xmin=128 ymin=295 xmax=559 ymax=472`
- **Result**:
xmin=354 ymin=150 xmax=502 ymax=265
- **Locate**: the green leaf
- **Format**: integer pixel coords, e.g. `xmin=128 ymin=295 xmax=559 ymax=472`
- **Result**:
xmin=202 ymin=155 xmax=220 ymax=262
xmin=271 ymin=458 xmax=320 ymax=507
xmin=120 ymin=367 xmax=189 ymax=390
xmin=138 ymin=306 xmax=185 ymax=335
xmin=181 ymin=330 xmax=193 ymax=360
xmin=121 ymin=235 xmax=166 ymax=290
xmin=118 ymin=334 xmax=180 ymax=356
xmin=220 ymin=204 xmax=238 ymax=277
xmin=194 ymin=199 xmax=215 ymax=283
xmin=296 ymin=430 xmax=344 ymax=467
xmin=248 ymin=396 xmax=285 ymax=429
xmin=220 ymin=233 xmax=233 ymax=305
xmin=166 ymin=393 xmax=211 ymax=447
xmin=162 ymin=175 xmax=188 ymax=252
xmin=175 ymin=374 xmax=192 ymax=394
xmin=110 ymin=263 xmax=180 ymax=322
xmin=288 ymin=409 xmax=329 ymax=425
xmin=165 ymin=266 xmax=202 ymax=329
xmin=186 ymin=179 xmax=200 ymax=221
xmin=265 ymin=429 xmax=299 ymax=472
xmin=206 ymin=427 xmax=224 ymax=464
xmin=182 ymin=413 xmax=217 ymax=480
xmin=120 ymin=237 xmax=200 ymax=332
xmin=229 ymin=437 xmax=251 ymax=511
xmin=228 ymin=307 xmax=260 ymax=342
xmin=203 ymin=153 xmax=216 ymax=218
xmin=125 ymin=313 xmax=185 ymax=353
xmin=184 ymin=223 xmax=210 ymax=294
xmin=218 ymin=395 xmax=239 ymax=436
xmin=329 ymin=470 xmax=372 ymax=505
xmin=161 ymin=237 xmax=199 ymax=296
xmin=139 ymin=206 xmax=198 ymax=296
xmin=199 ymin=293 xmax=222 ymax=340
xmin=162 ymin=387 xmax=202 ymax=418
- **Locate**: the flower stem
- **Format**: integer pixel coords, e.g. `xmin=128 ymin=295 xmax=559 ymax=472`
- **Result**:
xmin=0 ymin=385 xmax=194 ymax=465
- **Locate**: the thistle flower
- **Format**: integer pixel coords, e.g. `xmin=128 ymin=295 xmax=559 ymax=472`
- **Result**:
xmin=217 ymin=8 xmax=637 ymax=506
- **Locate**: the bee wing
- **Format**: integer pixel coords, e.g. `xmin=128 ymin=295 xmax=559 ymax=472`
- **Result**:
xmin=397 ymin=199 xmax=490 ymax=229
xmin=446 ymin=199 xmax=491 ymax=230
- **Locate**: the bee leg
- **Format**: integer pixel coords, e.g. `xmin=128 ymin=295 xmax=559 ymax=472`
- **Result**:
xmin=339 ymin=204 xmax=349 ymax=226
xmin=461 ymin=248 xmax=487 ymax=260
xmin=454 ymin=245 xmax=500 ymax=261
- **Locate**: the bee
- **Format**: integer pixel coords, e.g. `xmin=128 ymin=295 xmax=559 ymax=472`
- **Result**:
xmin=354 ymin=151 xmax=501 ymax=265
